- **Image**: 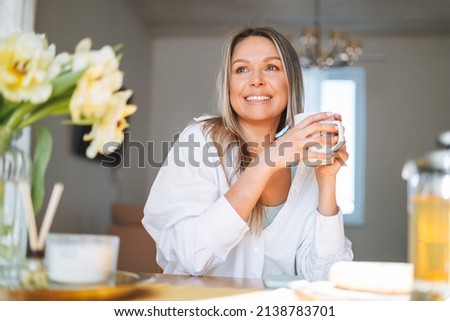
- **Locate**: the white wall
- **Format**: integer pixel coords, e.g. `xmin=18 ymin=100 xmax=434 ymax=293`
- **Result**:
xmin=34 ymin=0 xmax=450 ymax=262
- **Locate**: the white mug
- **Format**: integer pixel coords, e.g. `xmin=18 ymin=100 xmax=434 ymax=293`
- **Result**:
xmin=294 ymin=112 xmax=345 ymax=166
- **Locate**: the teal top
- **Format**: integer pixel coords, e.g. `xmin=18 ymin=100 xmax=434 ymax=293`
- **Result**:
xmin=263 ymin=202 xmax=285 ymax=228
xmin=263 ymin=165 xmax=298 ymax=229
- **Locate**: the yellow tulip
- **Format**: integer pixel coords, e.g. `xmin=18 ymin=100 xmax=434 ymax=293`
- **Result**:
xmin=0 ymin=32 xmax=60 ymax=104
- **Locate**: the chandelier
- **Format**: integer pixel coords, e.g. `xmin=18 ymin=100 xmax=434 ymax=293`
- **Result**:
xmin=297 ymin=0 xmax=362 ymax=68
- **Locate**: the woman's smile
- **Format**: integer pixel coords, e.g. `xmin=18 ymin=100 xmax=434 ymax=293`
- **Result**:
xmin=244 ymin=95 xmax=272 ymax=103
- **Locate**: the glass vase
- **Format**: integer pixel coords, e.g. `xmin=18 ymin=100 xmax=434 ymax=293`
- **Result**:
xmin=0 ymin=127 xmax=31 ymax=288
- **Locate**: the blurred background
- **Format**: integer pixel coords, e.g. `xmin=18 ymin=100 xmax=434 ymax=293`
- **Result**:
xmin=7 ymin=0 xmax=450 ymax=264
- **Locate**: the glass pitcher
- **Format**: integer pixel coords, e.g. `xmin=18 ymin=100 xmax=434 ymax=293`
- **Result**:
xmin=402 ymin=131 xmax=450 ymax=300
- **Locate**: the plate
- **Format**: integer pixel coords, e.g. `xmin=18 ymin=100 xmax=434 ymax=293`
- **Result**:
xmin=2 ymin=271 xmax=153 ymax=300
xmin=291 ymin=281 xmax=411 ymax=301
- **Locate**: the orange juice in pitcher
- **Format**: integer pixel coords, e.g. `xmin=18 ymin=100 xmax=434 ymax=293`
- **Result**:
xmin=403 ymin=131 xmax=450 ymax=300
xmin=409 ymin=196 xmax=450 ymax=299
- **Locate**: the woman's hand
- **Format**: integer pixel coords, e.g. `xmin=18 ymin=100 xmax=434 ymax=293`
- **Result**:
xmin=315 ymin=142 xmax=349 ymax=180
xmin=264 ymin=111 xmax=342 ymax=170
xmin=314 ymin=112 xmax=349 ymax=180
xmin=312 ymin=113 xmax=349 ymax=216
xmin=314 ymin=142 xmax=348 ymax=216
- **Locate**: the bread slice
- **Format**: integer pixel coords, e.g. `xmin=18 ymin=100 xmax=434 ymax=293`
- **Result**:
xmin=328 ymin=261 xmax=413 ymax=294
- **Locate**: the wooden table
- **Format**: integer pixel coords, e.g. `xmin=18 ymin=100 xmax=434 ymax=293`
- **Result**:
xmin=129 ymin=273 xmax=267 ymax=301
xmin=0 ymin=273 xmax=270 ymax=301
xmin=149 ymin=273 xmax=264 ymax=289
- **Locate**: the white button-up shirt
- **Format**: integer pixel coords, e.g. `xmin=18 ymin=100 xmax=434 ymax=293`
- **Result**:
xmin=142 ymin=119 xmax=353 ymax=280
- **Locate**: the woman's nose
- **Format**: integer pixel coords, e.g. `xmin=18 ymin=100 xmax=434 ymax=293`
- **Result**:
xmin=249 ymin=71 xmax=265 ymax=87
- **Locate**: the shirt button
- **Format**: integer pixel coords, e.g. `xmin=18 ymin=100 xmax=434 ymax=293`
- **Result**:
xmin=292 ymin=189 xmax=298 ymax=195
xmin=254 ymin=248 xmax=259 ymax=253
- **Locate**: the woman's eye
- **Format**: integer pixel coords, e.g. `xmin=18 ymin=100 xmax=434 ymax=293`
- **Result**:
xmin=266 ymin=64 xmax=279 ymax=71
xmin=236 ymin=66 xmax=248 ymax=73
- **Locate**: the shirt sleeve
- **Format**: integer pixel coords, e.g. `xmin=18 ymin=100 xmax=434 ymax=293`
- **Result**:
xmin=315 ymin=210 xmax=347 ymax=257
xmin=295 ymin=209 xmax=353 ymax=281
xmin=294 ymin=167 xmax=354 ymax=281
xmin=142 ymin=123 xmax=249 ymax=276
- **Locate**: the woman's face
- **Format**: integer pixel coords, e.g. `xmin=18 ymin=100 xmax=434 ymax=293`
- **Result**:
xmin=229 ymin=36 xmax=288 ymax=128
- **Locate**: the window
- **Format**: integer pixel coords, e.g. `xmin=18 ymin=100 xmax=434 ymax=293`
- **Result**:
xmin=303 ymin=67 xmax=366 ymax=225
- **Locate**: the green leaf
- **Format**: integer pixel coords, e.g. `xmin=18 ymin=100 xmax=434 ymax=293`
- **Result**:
xmin=112 ymin=43 xmax=123 ymax=53
xmin=50 ymin=69 xmax=85 ymax=98
xmin=1 ymin=97 xmax=16 ymax=110
xmin=31 ymin=126 xmax=53 ymax=214
xmin=0 ymin=99 xmax=21 ymax=123
xmin=5 ymin=101 xmax=35 ymax=129
xmin=18 ymin=95 xmax=72 ymax=129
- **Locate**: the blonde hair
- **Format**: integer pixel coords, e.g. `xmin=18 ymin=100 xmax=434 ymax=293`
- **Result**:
xmin=203 ymin=26 xmax=304 ymax=232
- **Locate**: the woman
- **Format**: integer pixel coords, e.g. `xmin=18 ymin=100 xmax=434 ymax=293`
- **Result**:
xmin=142 ymin=26 xmax=353 ymax=280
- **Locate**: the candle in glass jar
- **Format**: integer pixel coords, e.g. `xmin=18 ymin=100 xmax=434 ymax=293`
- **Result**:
xmin=45 ymin=233 xmax=119 ymax=284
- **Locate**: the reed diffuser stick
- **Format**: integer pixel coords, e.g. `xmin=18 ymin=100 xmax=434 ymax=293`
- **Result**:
xmin=19 ymin=182 xmax=38 ymax=252
xmin=37 ymin=183 xmax=64 ymax=250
